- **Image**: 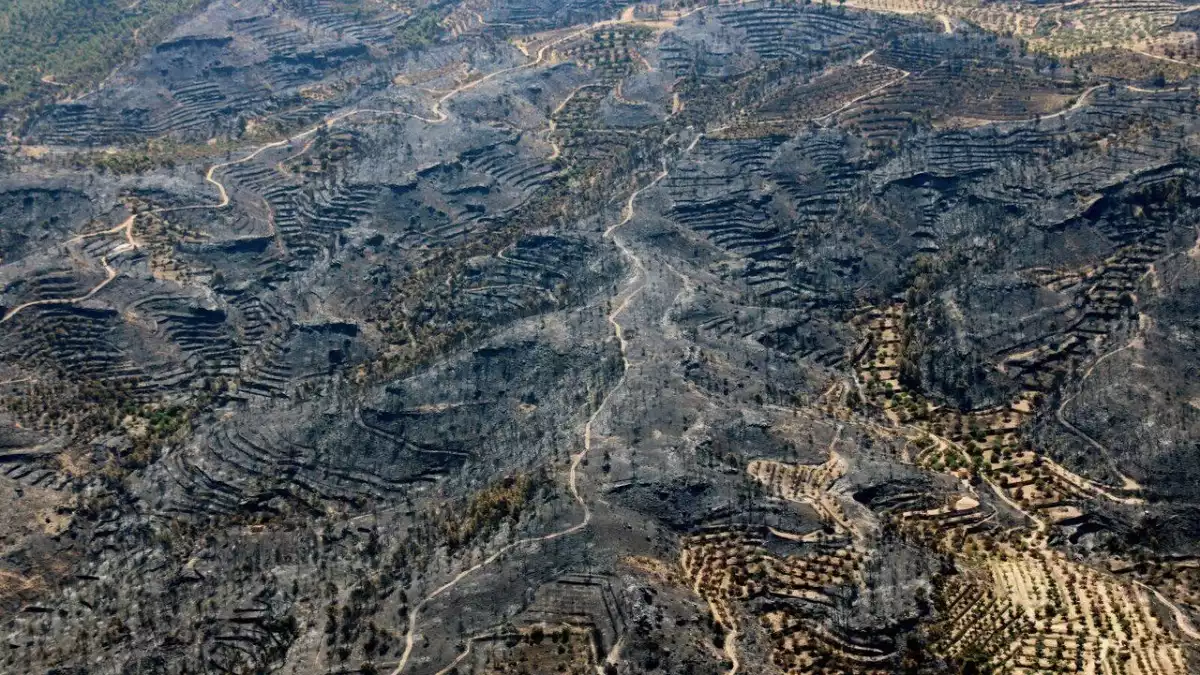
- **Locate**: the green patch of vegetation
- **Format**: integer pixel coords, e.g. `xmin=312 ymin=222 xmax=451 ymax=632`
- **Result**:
xmin=69 ymin=138 xmax=233 ymax=174
xmin=0 ymin=0 xmax=207 ymax=107
xmin=437 ymin=472 xmax=544 ymax=550
xmin=395 ymin=7 xmax=443 ymax=50
xmin=141 ymin=405 xmax=190 ymax=437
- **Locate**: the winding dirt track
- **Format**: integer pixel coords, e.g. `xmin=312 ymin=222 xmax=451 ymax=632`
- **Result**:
xmin=0 ymin=251 xmax=124 ymax=325
xmin=0 ymin=214 xmax=137 ymax=325
xmin=383 ymin=18 xmax=695 ymax=668
xmin=964 ymin=82 xmax=1172 ymax=129
xmin=390 ymin=167 xmax=667 ymax=675
xmin=1132 ymin=49 xmax=1197 ymax=69
xmin=6 ymin=9 xmax=703 ymax=672
xmin=1055 ymin=339 xmax=1145 ymax=495
xmin=546 ymin=84 xmax=597 ymax=161
xmin=1 ymin=20 xmax=611 ymax=328
xmin=707 ymin=598 xmax=740 ymax=675
xmin=815 ymin=67 xmax=913 ymax=125
xmin=1136 ymin=580 xmax=1200 ymax=642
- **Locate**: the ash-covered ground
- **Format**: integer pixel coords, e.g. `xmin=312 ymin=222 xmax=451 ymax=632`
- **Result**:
xmin=2 ymin=1 xmax=1200 ymax=673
